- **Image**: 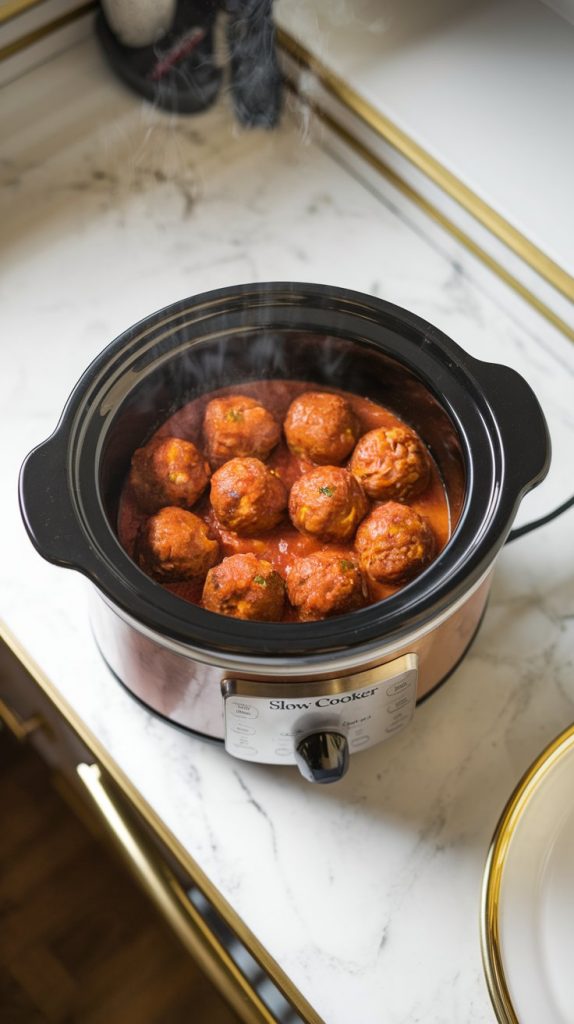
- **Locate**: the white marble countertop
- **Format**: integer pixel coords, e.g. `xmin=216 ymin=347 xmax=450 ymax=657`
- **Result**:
xmin=2 ymin=35 xmax=574 ymax=1024
xmin=276 ymin=0 xmax=574 ymax=278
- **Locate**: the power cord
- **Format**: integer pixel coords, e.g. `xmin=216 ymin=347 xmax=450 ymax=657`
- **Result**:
xmin=506 ymin=493 xmax=574 ymax=544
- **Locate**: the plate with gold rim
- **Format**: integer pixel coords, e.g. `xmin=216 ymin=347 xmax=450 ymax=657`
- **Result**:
xmin=481 ymin=724 xmax=574 ymax=1024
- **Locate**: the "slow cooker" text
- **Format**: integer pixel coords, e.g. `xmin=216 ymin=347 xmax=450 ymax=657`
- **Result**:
xmin=269 ymin=689 xmax=377 ymax=711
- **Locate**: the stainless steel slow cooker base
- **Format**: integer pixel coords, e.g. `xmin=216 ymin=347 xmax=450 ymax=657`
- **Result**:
xmin=89 ymin=570 xmax=493 ymax=780
xmin=95 ymin=602 xmax=488 ymax=742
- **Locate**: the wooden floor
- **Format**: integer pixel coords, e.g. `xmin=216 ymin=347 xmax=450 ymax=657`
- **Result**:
xmin=0 ymin=729 xmax=242 ymax=1024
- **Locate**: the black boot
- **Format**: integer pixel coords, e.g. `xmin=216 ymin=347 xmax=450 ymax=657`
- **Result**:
xmin=95 ymin=0 xmax=222 ymax=115
xmin=225 ymin=0 xmax=282 ymax=128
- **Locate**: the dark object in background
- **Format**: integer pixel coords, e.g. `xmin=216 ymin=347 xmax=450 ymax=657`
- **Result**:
xmin=95 ymin=0 xmax=282 ymax=126
xmin=95 ymin=0 xmax=222 ymax=115
xmin=225 ymin=0 xmax=282 ymax=127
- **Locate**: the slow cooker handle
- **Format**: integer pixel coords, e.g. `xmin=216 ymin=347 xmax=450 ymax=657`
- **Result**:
xmin=467 ymin=359 xmax=551 ymax=496
xmin=19 ymin=432 xmax=91 ymax=572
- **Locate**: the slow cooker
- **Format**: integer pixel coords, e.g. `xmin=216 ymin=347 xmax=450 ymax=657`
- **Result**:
xmin=19 ymin=283 xmax=550 ymax=783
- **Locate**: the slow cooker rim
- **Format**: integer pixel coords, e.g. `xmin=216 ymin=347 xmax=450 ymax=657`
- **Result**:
xmin=19 ymin=282 xmax=550 ymax=657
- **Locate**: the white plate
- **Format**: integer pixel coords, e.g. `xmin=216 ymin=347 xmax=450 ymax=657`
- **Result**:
xmin=481 ymin=725 xmax=574 ymax=1024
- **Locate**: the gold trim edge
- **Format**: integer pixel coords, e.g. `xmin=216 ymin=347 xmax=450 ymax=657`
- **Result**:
xmin=0 ymin=0 xmax=45 ymax=27
xmin=285 ymin=86 xmax=574 ymax=344
xmin=0 ymin=1 xmax=96 ymax=62
xmin=480 ymin=723 xmax=574 ymax=1023
xmin=278 ymin=27 xmax=574 ymax=305
xmin=0 ymin=619 xmax=324 ymax=1024
xmin=76 ymin=762 xmax=279 ymax=1024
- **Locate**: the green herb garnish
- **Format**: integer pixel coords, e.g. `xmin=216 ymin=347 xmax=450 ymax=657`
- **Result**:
xmin=319 ymin=485 xmax=335 ymax=497
xmin=340 ymin=559 xmax=355 ymax=572
xmin=225 ymin=408 xmax=243 ymax=422
xmin=253 ymin=574 xmax=267 ymax=587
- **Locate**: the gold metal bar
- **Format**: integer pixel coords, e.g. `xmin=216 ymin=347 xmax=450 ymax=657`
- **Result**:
xmin=0 ymin=621 xmax=322 ymax=1024
xmin=285 ymin=83 xmax=574 ymax=343
xmin=0 ymin=695 xmax=45 ymax=741
xmin=0 ymin=1 xmax=96 ymax=62
xmin=77 ymin=762 xmax=281 ymax=1024
xmin=0 ymin=0 xmax=46 ymax=27
xmin=278 ymin=28 xmax=574 ymax=304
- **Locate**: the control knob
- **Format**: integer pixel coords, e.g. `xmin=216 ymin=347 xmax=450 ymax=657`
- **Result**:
xmin=295 ymin=731 xmax=349 ymax=784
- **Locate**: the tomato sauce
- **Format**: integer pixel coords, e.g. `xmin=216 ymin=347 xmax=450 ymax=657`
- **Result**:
xmin=117 ymin=380 xmax=451 ymax=619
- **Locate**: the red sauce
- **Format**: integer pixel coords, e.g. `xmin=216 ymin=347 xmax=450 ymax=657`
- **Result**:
xmin=117 ymin=381 xmax=451 ymax=619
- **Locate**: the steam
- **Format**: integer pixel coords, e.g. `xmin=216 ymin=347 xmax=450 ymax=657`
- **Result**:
xmin=277 ymin=0 xmax=389 ymax=55
xmin=320 ymin=0 xmax=388 ymax=32
xmin=144 ymin=319 xmax=377 ymax=421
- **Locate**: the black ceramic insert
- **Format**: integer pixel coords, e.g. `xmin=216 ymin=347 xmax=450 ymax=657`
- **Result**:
xmin=19 ymin=283 xmax=550 ymax=657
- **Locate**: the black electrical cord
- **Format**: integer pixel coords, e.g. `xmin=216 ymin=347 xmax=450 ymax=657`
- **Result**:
xmin=506 ymin=493 xmax=574 ymax=544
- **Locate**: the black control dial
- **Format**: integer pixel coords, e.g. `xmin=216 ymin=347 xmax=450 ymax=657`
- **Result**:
xmin=295 ymin=731 xmax=349 ymax=784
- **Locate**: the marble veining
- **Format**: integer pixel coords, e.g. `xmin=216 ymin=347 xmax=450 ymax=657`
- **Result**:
xmin=2 ymin=36 xmax=574 ymax=1024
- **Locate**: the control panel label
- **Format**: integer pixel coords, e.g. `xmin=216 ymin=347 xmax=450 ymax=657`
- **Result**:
xmin=223 ymin=657 xmax=418 ymax=765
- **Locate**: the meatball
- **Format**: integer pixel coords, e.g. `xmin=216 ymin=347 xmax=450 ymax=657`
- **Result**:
xmin=355 ymin=502 xmax=436 ymax=584
xmin=129 ymin=436 xmax=210 ymax=513
xmin=202 ymin=553 xmax=285 ymax=621
xmin=350 ymin=425 xmax=431 ymax=501
xmin=136 ymin=507 xmax=219 ymax=581
xmin=287 ymin=551 xmax=366 ymax=621
xmin=284 ymin=391 xmax=360 ymax=465
xmin=203 ymin=395 xmax=281 ymax=467
xmin=210 ymin=457 xmax=287 ymax=535
xmin=289 ymin=466 xmax=368 ymax=543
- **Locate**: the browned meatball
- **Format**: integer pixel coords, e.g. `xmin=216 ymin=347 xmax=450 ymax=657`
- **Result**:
xmin=284 ymin=391 xmax=360 ymax=465
xmin=210 ymin=457 xmax=287 ymax=535
xmin=289 ymin=466 xmax=368 ymax=543
xmin=136 ymin=507 xmax=219 ymax=581
xmin=203 ymin=395 xmax=281 ymax=467
xmin=350 ymin=425 xmax=431 ymax=501
xmin=287 ymin=551 xmax=366 ymax=621
xmin=129 ymin=436 xmax=210 ymax=513
xmin=202 ymin=553 xmax=285 ymax=621
xmin=355 ymin=502 xmax=436 ymax=584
